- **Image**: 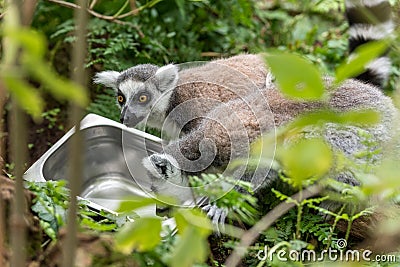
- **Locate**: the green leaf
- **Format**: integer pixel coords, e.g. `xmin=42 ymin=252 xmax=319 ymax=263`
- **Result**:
xmin=232 ymin=0 xmax=253 ymax=27
xmin=335 ymin=40 xmax=390 ymax=84
xmin=118 ymin=197 xmax=159 ymax=212
xmin=288 ymin=109 xmax=380 ymax=131
xmin=1 ymin=27 xmax=88 ymax=108
xmin=174 ymin=0 xmax=186 ymax=18
xmin=361 ymin=159 xmax=400 ymax=195
xmin=80 ymin=217 xmax=116 ymax=231
xmin=278 ymin=138 xmax=333 ymax=186
xmin=174 ymin=209 xmax=212 ymax=237
xmin=115 ymin=217 xmax=162 ymax=253
xmin=23 ymin=57 xmax=88 ymax=106
xmin=3 ymin=76 xmax=44 ymax=118
xmin=264 ymin=52 xmax=325 ymax=100
xmin=168 ymin=226 xmax=209 ymax=267
xmin=118 ymin=195 xmax=178 ymax=213
xmin=4 ymin=28 xmax=47 ymax=59
xmin=39 ymin=221 xmax=57 ymax=240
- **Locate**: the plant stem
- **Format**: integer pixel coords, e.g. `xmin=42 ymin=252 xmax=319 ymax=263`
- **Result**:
xmin=326 ymin=205 xmax=346 ymax=250
xmin=345 ymin=217 xmax=353 ymax=241
xmin=62 ymin=0 xmax=87 ymax=266
xmin=295 ymin=190 xmax=303 ymax=239
xmin=113 ymin=0 xmax=130 ymax=18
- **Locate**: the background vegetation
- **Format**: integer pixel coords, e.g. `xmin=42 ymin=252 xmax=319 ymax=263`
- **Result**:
xmin=1 ymin=0 xmax=400 ymax=266
xmin=33 ymin=0 xmax=391 ymax=124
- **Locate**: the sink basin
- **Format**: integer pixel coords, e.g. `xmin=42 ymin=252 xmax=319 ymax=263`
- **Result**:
xmin=24 ymin=114 xmax=165 ymax=213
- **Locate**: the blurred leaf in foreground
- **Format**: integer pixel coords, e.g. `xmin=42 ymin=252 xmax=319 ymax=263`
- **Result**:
xmin=264 ymin=51 xmax=325 ymax=100
xmin=335 ymin=40 xmax=390 ymax=84
xmin=115 ymin=217 xmax=162 ymax=253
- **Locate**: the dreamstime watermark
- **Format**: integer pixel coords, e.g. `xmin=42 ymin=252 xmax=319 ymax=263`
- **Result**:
xmin=256 ymin=239 xmax=398 ymax=263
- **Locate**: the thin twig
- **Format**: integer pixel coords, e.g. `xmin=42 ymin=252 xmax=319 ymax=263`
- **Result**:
xmin=112 ymin=0 xmax=130 ymax=18
xmin=224 ymin=184 xmax=322 ymax=267
xmin=47 ymin=0 xmax=76 ymax=9
xmin=46 ymin=0 xmax=144 ymax=37
xmin=47 ymin=0 xmax=141 ymax=20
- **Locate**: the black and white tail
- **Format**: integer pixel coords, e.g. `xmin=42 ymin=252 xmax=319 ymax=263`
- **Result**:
xmin=345 ymin=0 xmax=394 ymax=88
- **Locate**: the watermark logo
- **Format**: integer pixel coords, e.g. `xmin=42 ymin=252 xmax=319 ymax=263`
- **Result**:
xmin=336 ymin=238 xmax=347 ymax=250
xmin=256 ymin=239 xmax=398 ymax=263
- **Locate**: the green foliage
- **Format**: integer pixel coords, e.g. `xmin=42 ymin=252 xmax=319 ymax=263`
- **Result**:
xmin=241 ymin=26 xmax=400 ymax=265
xmin=277 ymin=138 xmax=333 ymax=187
xmin=41 ymin=108 xmax=64 ymax=130
xmin=264 ymin=52 xmax=325 ymax=100
xmin=33 ymin=0 xmax=351 ymax=72
xmin=85 ymin=18 xmax=146 ymax=70
xmin=27 ymin=180 xmax=69 ymax=240
xmin=118 ymin=195 xmax=178 ymax=212
xmin=28 ymin=0 xmax=398 ymax=126
xmin=87 ymin=87 xmax=120 ymax=121
xmin=26 ymin=180 xmax=118 ymax=240
xmin=169 ymin=209 xmax=212 ymax=267
xmin=1 ymin=3 xmax=88 ymax=118
xmin=116 ymin=217 xmax=162 ymax=253
xmin=254 ymin=1 xmax=348 ymax=73
xmin=31 ymin=0 xmax=263 ymax=73
xmin=363 ymin=159 xmax=400 ymax=197
xmin=262 ymin=208 xmax=336 ymax=248
xmin=287 ymin=109 xmax=381 ymax=130
xmin=2 ymin=76 xmax=44 ymax=117
xmin=116 ymin=196 xmax=213 ymax=267
xmin=335 ymin=40 xmax=391 ymax=84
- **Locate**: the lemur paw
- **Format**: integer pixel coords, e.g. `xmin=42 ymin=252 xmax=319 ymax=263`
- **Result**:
xmin=143 ymin=153 xmax=182 ymax=184
xmin=202 ymin=204 xmax=228 ymax=234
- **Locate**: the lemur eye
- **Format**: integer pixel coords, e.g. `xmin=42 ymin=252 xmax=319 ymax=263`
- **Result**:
xmin=139 ymin=95 xmax=148 ymax=103
xmin=117 ymin=95 xmax=125 ymax=104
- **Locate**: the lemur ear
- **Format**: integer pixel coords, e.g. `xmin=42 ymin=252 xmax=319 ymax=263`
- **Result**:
xmin=93 ymin=71 xmax=120 ymax=90
xmin=154 ymin=64 xmax=179 ymax=92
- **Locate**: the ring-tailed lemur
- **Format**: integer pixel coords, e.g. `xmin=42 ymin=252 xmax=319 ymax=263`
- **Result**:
xmin=94 ymin=0 xmax=396 ymax=223
xmin=94 ymin=54 xmax=268 ymax=139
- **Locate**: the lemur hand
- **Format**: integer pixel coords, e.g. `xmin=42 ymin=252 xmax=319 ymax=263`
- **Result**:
xmin=202 ymin=203 xmax=228 ymax=234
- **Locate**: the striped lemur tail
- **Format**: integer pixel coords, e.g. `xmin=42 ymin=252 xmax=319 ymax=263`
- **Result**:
xmin=345 ymin=0 xmax=394 ymax=88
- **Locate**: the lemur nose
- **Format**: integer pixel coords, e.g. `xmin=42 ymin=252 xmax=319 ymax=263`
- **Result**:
xmin=120 ymin=116 xmax=124 ymax=123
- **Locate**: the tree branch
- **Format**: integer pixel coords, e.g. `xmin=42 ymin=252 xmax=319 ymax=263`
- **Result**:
xmin=46 ymin=0 xmax=144 ymax=37
xmin=47 ymin=0 xmax=140 ymax=20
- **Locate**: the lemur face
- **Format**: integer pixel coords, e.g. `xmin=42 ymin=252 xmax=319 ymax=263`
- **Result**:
xmin=94 ymin=64 xmax=179 ymax=128
xmin=117 ymin=78 xmax=157 ymax=127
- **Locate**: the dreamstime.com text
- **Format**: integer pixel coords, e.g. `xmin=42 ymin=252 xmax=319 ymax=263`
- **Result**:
xmin=256 ymin=239 xmax=398 ymax=263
